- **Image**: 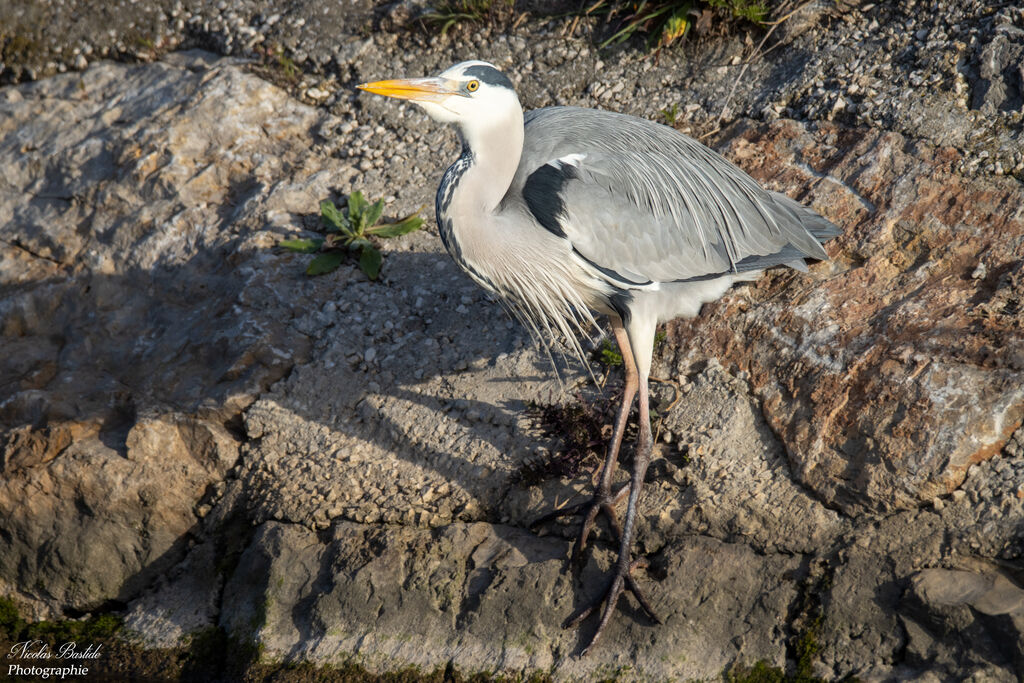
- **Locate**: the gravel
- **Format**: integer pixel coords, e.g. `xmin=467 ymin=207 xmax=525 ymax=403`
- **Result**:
xmin=3 ymin=0 xmax=1021 ymax=181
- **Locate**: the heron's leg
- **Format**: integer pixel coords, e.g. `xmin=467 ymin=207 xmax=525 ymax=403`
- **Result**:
xmin=571 ymin=320 xmax=638 ymax=559
xmin=529 ymin=319 xmax=637 ymax=555
xmin=566 ymin=366 xmax=660 ymax=655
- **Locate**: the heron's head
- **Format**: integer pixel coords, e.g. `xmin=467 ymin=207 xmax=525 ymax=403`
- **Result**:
xmin=358 ymin=60 xmax=521 ymax=130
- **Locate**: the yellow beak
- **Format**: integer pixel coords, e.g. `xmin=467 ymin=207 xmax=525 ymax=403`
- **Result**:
xmin=356 ymin=77 xmax=455 ymax=102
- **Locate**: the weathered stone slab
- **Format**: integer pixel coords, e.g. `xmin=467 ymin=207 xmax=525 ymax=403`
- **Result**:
xmin=220 ymin=520 xmax=802 ymax=680
xmin=0 ymin=414 xmax=235 ymax=616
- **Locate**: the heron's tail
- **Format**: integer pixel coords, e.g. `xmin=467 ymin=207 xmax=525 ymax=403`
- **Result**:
xmin=766 ymin=191 xmax=842 ymax=258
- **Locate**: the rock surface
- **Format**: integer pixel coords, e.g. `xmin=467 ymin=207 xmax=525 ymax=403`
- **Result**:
xmin=220 ymin=520 xmax=801 ymax=679
xmin=1 ymin=1 xmax=1022 ymax=680
xmin=0 ymin=50 xmax=324 ymax=616
xmin=670 ymin=118 xmax=1024 ymax=514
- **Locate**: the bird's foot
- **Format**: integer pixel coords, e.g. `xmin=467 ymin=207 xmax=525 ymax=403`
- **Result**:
xmin=564 ymin=557 xmax=661 ymax=656
xmin=530 ymin=483 xmax=630 ymax=564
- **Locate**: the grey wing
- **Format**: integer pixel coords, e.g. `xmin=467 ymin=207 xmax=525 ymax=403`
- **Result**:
xmin=510 ymin=107 xmax=840 ymax=285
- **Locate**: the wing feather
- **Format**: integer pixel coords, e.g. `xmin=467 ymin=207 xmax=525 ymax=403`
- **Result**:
xmin=507 ymin=107 xmax=840 ymax=285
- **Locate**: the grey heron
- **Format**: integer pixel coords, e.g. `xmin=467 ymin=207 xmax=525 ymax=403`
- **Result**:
xmin=358 ymin=60 xmax=840 ymax=654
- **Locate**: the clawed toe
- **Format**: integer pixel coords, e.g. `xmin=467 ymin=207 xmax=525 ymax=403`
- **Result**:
xmin=625 ymin=558 xmax=660 ymax=624
xmin=528 ymin=499 xmax=589 ymax=530
xmin=563 ymin=558 xmax=660 ymax=655
xmin=530 ymin=484 xmax=631 ymax=566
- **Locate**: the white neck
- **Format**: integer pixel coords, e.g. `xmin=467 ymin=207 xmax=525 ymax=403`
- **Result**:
xmin=454 ymin=104 xmax=524 ymax=215
xmin=432 ymin=94 xmax=526 ymax=297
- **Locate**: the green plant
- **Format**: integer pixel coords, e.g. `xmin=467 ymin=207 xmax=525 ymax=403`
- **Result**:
xmin=586 ymin=0 xmax=692 ymax=49
xmin=593 ymin=330 xmax=664 ymax=368
xmin=706 ymin=0 xmax=768 ymax=23
xmin=661 ymin=102 xmax=681 ymax=125
xmin=423 ymin=0 xmax=514 ymax=37
xmin=280 ymin=191 xmax=424 ymax=280
xmin=274 ymin=47 xmax=299 ymax=81
xmin=587 ymin=0 xmax=771 ymax=50
xmin=594 ymin=337 xmax=624 ymax=367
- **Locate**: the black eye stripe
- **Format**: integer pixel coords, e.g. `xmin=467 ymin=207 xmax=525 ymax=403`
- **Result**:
xmin=463 ymin=64 xmax=514 ymax=90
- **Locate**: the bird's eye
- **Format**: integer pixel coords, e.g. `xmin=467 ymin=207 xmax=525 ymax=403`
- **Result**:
xmin=466 ymin=80 xmax=480 ymax=92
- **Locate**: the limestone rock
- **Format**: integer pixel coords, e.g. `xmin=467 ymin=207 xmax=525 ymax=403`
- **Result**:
xmin=912 ymin=567 xmax=1024 ymax=618
xmin=670 ymin=119 xmax=1024 ymax=514
xmin=970 ymin=20 xmax=1024 ymax=114
xmin=121 ymin=539 xmax=225 ymax=649
xmin=900 ymin=566 xmax=1024 ymax=679
xmin=0 ymin=414 xmax=235 ymax=617
xmin=0 ymin=51 xmax=327 ymax=617
xmin=220 ymin=520 xmax=802 ymax=680
xmin=1 ymin=35 xmax=1022 ymax=682
xmin=652 ymin=361 xmax=846 ymax=555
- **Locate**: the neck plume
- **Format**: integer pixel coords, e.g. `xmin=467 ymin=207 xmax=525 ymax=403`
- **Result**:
xmin=433 ymin=103 xmax=602 ymax=369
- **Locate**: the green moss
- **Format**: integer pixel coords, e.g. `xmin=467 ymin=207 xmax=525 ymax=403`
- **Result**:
xmin=596 ymin=663 xmax=635 ymax=682
xmin=175 ymin=626 xmax=268 ymax=681
xmin=725 ymin=606 xmax=825 ymax=682
xmin=0 ymin=34 xmax=43 ymax=64
xmin=727 ymin=660 xmax=787 ymax=683
xmin=793 ymin=615 xmax=823 ymax=682
xmin=0 ymin=597 xmax=26 ymax=640
xmin=3 ymin=606 xmax=123 ymax=644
